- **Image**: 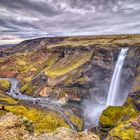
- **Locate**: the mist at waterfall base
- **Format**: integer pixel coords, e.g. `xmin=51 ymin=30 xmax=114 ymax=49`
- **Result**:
xmin=83 ymin=48 xmax=129 ymax=129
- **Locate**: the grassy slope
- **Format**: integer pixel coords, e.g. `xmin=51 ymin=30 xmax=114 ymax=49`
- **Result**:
xmin=45 ymin=51 xmax=93 ymax=77
xmin=0 ymin=80 xmax=11 ymax=90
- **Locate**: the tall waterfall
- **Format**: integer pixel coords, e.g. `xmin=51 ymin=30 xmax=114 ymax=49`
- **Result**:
xmin=107 ymin=48 xmax=128 ymax=106
xmin=83 ymin=48 xmax=129 ymax=129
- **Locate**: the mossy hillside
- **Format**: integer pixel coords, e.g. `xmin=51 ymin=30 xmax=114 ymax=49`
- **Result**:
xmin=45 ymin=51 xmax=93 ymax=77
xmin=46 ymin=65 xmax=86 ymax=87
xmin=0 ymin=110 xmax=6 ymax=117
xmin=0 ymin=51 xmax=47 ymax=83
xmin=46 ymin=53 xmax=60 ymax=66
xmin=0 ymin=51 xmax=49 ymax=95
xmin=0 ymin=92 xmax=17 ymax=117
xmin=0 ymin=80 xmax=11 ymax=91
xmin=100 ymin=106 xmax=137 ymax=127
xmin=99 ymin=106 xmax=137 ymax=136
xmin=20 ymin=83 xmax=37 ymax=95
xmin=69 ymin=114 xmax=83 ymax=131
xmin=0 ymin=48 xmax=60 ymax=96
xmin=106 ymin=114 xmax=140 ymax=140
xmin=62 ymin=67 xmax=89 ymax=86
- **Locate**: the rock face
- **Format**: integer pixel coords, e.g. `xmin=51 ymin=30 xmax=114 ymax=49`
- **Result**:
xmin=0 ymin=112 xmax=32 ymax=140
xmin=0 ymin=112 xmax=99 ymax=140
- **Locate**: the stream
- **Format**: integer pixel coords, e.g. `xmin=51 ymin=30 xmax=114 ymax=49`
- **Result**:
xmin=0 ymin=77 xmax=76 ymax=131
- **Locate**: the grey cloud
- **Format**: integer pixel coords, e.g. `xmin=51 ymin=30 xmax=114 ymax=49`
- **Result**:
xmin=0 ymin=0 xmax=140 ymax=44
xmin=0 ymin=0 xmax=59 ymax=16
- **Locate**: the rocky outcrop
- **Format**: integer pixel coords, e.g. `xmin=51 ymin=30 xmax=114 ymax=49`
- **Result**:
xmin=106 ymin=114 xmax=140 ymax=140
xmin=99 ymin=106 xmax=137 ymax=139
xmin=0 ymin=112 xmax=33 ymax=140
xmin=98 ymin=91 xmax=140 ymax=139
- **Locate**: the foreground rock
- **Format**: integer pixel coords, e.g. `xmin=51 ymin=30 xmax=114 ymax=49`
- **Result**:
xmin=99 ymin=105 xmax=140 ymax=139
xmin=27 ymin=128 xmax=100 ymax=140
xmin=107 ymin=115 xmax=140 ymax=140
xmin=0 ymin=112 xmax=32 ymax=140
xmin=0 ymin=112 xmax=99 ymax=140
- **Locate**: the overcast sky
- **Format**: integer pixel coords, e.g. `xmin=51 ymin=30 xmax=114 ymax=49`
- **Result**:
xmin=0 ymin=0 xmax=140 ymax=44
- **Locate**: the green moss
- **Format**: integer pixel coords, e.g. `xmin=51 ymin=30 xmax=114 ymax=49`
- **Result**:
xmin=20 ymin=83 xmax=29 ymax=93
xmin=22 ymin=76 xmax=33 ymax=83
xmin=46 ymin=53 xmax=59 ymax=66
xmin=0 ymin=110 xmax=6 ymax=117
xmin=0 ymin=92 xmax=14 ymax=117
xmin=69 ymin=115 xmax=83 ymax=131
xmin=45 ymin=51 xmax=93 ymax=77
xmin=100 ymin=106 xmax=123 ymax=128
xmin=99 ymin=105 xmax=137 ymax=139
xmin=0 ymin=92 xmax=17 ymax=106
xmin=20 ymin=83 xmax=36 ymax=95
xmin=22 ymin=119 xmax=34 ymax=133
xmin=110 ymin=127 xmax=135 ymax=140
xmin=107 ymin=114 xmax=140 ymax=140
xmin=75 ymin=75 xmax=90 ymax=84
xmin=100 ymin=106 xmax=137 ymax=128
xmin=0 ymin=80 xmax=11 ymax=90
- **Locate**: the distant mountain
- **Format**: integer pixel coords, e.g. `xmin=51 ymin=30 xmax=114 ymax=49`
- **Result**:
xmin=0 ymin=44 xmax=16 ymax=47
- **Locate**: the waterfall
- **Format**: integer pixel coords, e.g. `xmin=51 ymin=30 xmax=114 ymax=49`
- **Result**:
xmin=107 ymin=48 xmax=128 ymax=106
xmin=83 ymin=48 xmax=129 ymax=129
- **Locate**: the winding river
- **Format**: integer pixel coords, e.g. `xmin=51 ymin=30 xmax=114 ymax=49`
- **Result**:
xmin=0 ymin=77 xmax=76 ymax=131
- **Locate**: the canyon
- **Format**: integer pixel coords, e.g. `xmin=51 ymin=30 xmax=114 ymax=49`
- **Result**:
xmin=0 ymin=34 xmax=140 ymax=139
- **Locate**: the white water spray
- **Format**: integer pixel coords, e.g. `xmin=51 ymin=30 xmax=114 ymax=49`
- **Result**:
xmin=107 ymin=48 xmax=128 ymax=106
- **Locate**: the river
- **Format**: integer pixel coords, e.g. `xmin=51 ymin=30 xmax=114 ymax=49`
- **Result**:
xmin=0 ymin=77 xmax=76 ymax=131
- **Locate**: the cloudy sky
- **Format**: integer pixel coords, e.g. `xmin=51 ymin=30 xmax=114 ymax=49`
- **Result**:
xmin=0 ymin=0 xmax=140 ymax=44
